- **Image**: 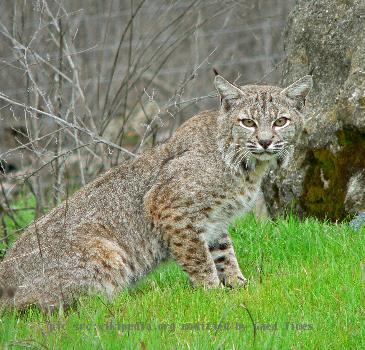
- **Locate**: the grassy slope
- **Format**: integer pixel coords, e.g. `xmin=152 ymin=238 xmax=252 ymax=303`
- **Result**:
xmin=0 ymin=213 xmax=364 ymax=349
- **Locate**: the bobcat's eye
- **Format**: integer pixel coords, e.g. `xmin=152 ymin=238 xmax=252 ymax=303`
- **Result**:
xmin=240 ymin=119 xmax=256 ymax=128
xmin=273 ymin=117 xmax=289 ymax=128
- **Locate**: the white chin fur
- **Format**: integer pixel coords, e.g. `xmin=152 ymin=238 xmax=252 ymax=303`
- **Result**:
xmin=252 ymin=153 xmax=276 ymax=161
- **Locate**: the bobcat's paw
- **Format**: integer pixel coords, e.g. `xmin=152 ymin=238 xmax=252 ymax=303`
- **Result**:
xmin=223 ymin=274 xmax=248 ymax=289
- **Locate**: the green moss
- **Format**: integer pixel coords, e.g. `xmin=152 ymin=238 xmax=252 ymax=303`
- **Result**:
xmin=300 ymin=128 xmax=365 ymax=221
xmin=358 ymin=96 xmax=365 ymax=107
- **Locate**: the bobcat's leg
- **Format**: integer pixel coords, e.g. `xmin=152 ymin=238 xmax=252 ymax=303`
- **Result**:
xmin=209 ymin=234 xmax=247 ymax=288
xmin=11 ymin=275 xmax=84 ymax=312
xmin=6 ymin=224 xmax=136 ymax=311
xmin=164 ymin=226 xmax=220 ymax=288
xmin=145 ymin=182 xmax=220 ymax=288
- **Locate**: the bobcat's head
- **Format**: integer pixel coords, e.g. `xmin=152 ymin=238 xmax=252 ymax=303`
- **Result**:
xmin=214 ymin=73 xmax=312 ymax=171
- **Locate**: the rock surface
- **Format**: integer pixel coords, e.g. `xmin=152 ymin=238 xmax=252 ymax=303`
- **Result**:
xmin=263 ymin=0 xmax=365 ymax=221
xmin=349 ymin=212 xmax=365 ymax=230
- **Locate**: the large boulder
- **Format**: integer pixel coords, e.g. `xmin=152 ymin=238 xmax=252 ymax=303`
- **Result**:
xmin=263 ymin=0 xmax=365 ymax=221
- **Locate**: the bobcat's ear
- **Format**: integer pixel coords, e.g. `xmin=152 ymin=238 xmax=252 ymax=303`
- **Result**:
xmin=280 ymin=75 xmax=313 ymax=110
xmin=214 ymin=75 xmax=244 ymax=110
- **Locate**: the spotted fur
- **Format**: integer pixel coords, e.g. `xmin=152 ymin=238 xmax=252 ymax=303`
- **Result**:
xmin=0 ymin=74 xmax=312 ymax=310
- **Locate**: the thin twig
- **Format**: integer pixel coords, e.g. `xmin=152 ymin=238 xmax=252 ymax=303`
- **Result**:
xmin=0 ymin=92 xmax=135 ymax=157
xmin=241 ymin=303 xmax=257 ymax=345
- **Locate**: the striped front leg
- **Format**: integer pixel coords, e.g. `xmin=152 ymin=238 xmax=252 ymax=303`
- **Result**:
xmin=209 ymin=234 xmax=247 ymax=288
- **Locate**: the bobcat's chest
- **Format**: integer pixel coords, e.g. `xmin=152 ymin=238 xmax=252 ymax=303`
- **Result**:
xmin=202 ymin=184 xmax=260 ymax=246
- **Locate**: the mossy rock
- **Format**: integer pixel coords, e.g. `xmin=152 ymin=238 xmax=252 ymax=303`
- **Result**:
xmin=300 ymin=129 xmax=365 ymax=221
xmin=263 ymin=0 xmax=365 ymax=221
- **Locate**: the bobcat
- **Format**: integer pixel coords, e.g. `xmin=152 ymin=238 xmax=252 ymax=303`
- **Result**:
xmin=0 ymin=73 xmax=312 ymax=310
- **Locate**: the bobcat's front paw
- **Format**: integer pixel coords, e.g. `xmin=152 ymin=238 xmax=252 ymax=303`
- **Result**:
xmin=222 ymin=274 xmax=248 ymax=289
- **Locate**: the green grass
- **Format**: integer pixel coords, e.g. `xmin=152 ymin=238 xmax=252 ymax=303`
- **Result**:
xmin=0 ymin=193 xmax=36 ymax=260
xmin=1 ymin=214 xmax=364 ymax=349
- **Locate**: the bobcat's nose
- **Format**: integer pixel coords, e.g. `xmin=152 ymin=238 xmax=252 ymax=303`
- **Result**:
xmin=258 ymin=139 xmax=272 ymax=149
